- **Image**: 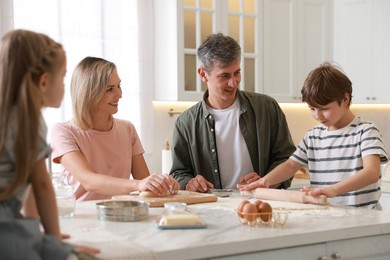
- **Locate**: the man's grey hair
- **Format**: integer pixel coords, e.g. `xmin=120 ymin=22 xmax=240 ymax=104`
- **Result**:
xmin=197 ymin=33 xmax=241 ymax=72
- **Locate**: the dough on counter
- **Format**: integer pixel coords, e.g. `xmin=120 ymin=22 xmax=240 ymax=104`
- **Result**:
xmin=139 ymin=191 xmax=156 ymax=197
xmin=139 ymin=190 xmax=178 ymax=197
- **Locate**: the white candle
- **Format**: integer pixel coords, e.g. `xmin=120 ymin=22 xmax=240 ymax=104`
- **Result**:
xmin=162 ymin=150 xmax=172 ymax=175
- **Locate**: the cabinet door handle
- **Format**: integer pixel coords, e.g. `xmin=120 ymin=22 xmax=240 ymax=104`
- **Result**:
xmin=331 ymin=252 xmax=341 ymax=259
xmin=317 ymin=257 xmax=328 ymax=260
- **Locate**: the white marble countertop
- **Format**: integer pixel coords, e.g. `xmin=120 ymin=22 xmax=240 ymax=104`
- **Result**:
xmin=60 ymin=191 xmax=390 ymax=259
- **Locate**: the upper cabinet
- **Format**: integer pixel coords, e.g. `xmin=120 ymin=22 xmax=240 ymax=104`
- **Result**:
xmin=333 ymin=0 xmax=390 ymax=104
xmin=153 ymin=0 xmax=260 ymax=101
xmin=262 ymin=0 xmax=331 ymax=103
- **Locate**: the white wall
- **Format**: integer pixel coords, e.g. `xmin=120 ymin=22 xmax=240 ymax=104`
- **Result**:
xmin=0 ymin=0 xmax=13 ymax=37
xmin=147 ymin=102 xmax=196 ymax=172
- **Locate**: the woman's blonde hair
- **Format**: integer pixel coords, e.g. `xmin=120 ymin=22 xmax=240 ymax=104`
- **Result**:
xmin=70 ymin=57 xmax=116 ymax=129
xmin=0 ymin=29 xmax=63 ymax=200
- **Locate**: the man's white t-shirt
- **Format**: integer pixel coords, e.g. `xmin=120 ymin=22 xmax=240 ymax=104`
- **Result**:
xmin=207 ymin=98 xmax=254 ymax=188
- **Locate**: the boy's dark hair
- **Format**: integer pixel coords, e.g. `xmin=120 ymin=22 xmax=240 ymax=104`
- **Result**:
xmin=301 ymin=62 xmax=352 ymax=107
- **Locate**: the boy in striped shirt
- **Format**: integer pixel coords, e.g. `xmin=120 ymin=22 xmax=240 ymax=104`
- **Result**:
xmin=239 ymin=62 xmax=388 ymax=209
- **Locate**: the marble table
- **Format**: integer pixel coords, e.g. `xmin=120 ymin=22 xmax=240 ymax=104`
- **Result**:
xmin=60 ymin=191 xmax=390 ymax=260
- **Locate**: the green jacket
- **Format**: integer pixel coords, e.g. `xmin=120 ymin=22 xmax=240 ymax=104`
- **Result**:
xmin=170 ymin=90 xmax=296 ymax=190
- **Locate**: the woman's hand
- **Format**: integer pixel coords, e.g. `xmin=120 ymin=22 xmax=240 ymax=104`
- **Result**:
xmin=137 ymin=173 xmax=179 ymax=196
xmin=165 ymin=174 xmax=180 ymax=194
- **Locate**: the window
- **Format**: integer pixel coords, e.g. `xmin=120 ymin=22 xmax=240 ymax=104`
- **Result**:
xmin=11 ymin=0 xmax=154 ymax=168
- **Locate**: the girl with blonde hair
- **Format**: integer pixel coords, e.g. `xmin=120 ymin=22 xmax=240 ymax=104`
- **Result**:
xmin=0 ymin=29 xmax=99 ymax=259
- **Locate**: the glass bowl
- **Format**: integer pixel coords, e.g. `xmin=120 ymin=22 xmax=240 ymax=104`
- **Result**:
xmin=237 ymin=210 xmax=289 ymax=227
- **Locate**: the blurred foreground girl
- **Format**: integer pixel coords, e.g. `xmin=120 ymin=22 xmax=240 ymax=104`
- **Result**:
xmin=0 ymin=29 xmax=99 ymax=259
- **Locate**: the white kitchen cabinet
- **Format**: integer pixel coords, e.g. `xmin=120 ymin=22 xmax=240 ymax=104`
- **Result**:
xmin=380 ymin=191 xmax=390 ymax=211
xmin=211 ymin=243 xmax=327 ymax=259
xmin=212 ymin=234 xmax=390 ymax=260
xmin=326 ymin=235 xmax=390 ymax=260
xmin=263 ymin=0 xmax=332 ymax=103
xmin=333 ymin=0 xmax=390 ymax=104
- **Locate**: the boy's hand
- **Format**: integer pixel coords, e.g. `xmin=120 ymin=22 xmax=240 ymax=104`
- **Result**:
xmin=239 ymin=172 xmax=260 ymax=184
xmin=237 ymin=177 xmax=269 ymax=191
xmin=301 ymin=185 xmax=337 ymax=198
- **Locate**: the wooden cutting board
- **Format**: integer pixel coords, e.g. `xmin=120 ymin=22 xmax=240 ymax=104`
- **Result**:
xmin=111 ymin=191 xmax=218 ymax=207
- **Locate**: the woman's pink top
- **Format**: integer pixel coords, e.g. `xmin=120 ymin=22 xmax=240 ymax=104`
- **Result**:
xmin=51 ymin=119 xmax=144 ymax=200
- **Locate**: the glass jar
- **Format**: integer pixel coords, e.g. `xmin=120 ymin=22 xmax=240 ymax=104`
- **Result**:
xmin=51 ymin=172 xmax=76 ymax=218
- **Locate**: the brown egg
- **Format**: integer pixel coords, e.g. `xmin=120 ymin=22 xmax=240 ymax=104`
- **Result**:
xmin=242 ymin=202 xmax=258 ymax=222
xmin=237 ymin=200 xmax=250 ymax=218
xmin=258 ymin=202 xmax=272 ymax=222
xmin=252 ymin=200 xmax=263 ymax=209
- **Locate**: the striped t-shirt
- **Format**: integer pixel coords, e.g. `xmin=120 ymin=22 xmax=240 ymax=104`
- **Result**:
xmin=291 ymin=116 xmax=388 ymax=208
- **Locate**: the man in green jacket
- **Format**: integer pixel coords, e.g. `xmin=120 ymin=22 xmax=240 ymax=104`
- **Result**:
xmin=170 ymin=33 xmax=296 ymax=192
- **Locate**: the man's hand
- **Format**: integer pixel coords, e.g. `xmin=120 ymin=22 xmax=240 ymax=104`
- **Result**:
xmin=185 ymin=175 xmax=214 ymax=192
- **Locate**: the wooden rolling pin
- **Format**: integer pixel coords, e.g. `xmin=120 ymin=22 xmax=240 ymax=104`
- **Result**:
xmin=241 ymin=188 xmax=328 ymax=205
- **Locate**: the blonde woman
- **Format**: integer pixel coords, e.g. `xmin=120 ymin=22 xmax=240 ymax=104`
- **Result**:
xmin=0 ymin=29 xmax=99 ymax=259
xmin=51 ymin=57 xmax=179 ymax=200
